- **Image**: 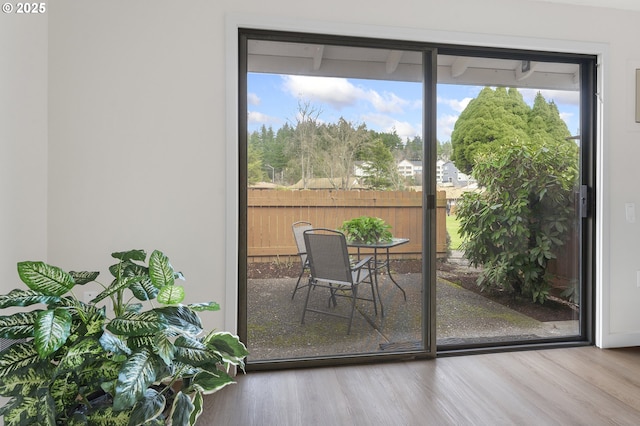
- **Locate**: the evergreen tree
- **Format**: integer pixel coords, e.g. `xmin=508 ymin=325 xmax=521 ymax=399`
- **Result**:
xmin=451 ymin=87 xmax=530 ymax=174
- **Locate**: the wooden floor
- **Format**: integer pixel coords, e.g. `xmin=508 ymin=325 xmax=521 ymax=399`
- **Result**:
xmin=202 ymin=346 xmax=640 ymax=425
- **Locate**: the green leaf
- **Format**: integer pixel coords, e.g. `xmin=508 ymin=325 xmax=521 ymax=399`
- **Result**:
xmin=174 ymin=335 xmax=220 ymax=370
xmin=155 ymin=305 xmax=202 ymax=336
xmin=189 ymin=391 xmax=203 ymax=425
xmin=68 ymin=271 xmax=100 ymax=285
xmin=99 ymin=331 xmax=131 ymax=356
xmin=153 ymin=331 xmax=175 ymax=365
xmin=2 ymin=395 xmax=40 ymax=426
xmin=0 ymin=342 xmax=41 ymax=378
xmin=34 ymin=308 xmax=72 ymax=358
xmin=0 ymin=363 xmax=52 ymax=397
xmin=189 ymin=370 xmax=235 ymax=395
xmin=83 ymin=406 xmax=134 ymax=425
xmin=55 ymin=336 xmax=104 ymax=377
xmin=148 ymin=250 xmax=174 ymax=289
xmin=48 ymin=373 xmax=78 ymax=416
xmin=128 ymin=388 xmax=165 ymax=426
xmin=129 ymin=278 xmax=159 ymax=302
xmin=0 ymin=289 xmax=59 ymax=308
xmin=106 ymin=311 xmax=166 ymax=337
xmin=17 ymin=261 xmax=75 ymax=297
xmin=92 ymin=275 xmax=144 ymax=304
xmin=113 ymin=348 xmax=160 ymax=411
xmin=205 ymin=331 xmax=249 ymax=366
xmin=170 ymin=391 xmax=194 ymax=426
xmin=111 ymin=249 xmax=147 ymax=262
xmin=0 ymin=311 xmax=40 ymax=339
xmin=156 ymin=284 xmax=185 ymax=305
xmin=188 ymin=302 xmax=220 ymax=312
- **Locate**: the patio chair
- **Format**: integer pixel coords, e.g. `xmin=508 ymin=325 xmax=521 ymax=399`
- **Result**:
xmin=301 ymin=228 xmax=378 ymax=334
xmin=291 ymin=221 xmax=313 ymax=299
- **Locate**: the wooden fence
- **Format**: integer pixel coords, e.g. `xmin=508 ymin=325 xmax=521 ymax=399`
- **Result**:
xmin=247 ymin=189 xmax=447 ymax=263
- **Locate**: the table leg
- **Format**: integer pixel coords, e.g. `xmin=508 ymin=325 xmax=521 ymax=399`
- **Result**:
xmin=384 ymin=248 xmax=407 ymax=301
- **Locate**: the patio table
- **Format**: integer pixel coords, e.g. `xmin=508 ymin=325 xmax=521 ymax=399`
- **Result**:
xmin=347 ymin=238 xmax=410 ymax=311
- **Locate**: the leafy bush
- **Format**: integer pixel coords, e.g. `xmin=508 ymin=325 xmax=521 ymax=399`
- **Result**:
xmin=457 ymin=138 xmax=578 ymax=304
xmin=339 ymin=216 xmax=392 ymax=244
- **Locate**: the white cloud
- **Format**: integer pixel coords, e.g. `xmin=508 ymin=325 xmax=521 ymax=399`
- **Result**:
xmin=437 ymin=96 xmax=473 ymax=113
xmin=362 ymin=113 xmax=420 ymax=141
xmin=248 ymin=92 xmax=261 ymax=106
xmin=282 ymin=75 xmax=363 ymax=109
xmin=520 ymin=88 xmax=580 ymax=106
xmin=281 ymin=75 xmax=410 ymax=114
xmin=248 ymin=111 xmax=280 ymax=126
xmin=438 ymin=114 xmax=459 ymax=141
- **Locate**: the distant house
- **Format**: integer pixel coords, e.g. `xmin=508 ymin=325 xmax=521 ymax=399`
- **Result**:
xmin=441 ymin=161 xmax=473 ymax=187
xmin=397 ymin=159 xmax=423 ymax=178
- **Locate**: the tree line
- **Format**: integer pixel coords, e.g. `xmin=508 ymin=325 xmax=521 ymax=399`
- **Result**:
xmin=248 ymin=102 xmax=451 ymax=189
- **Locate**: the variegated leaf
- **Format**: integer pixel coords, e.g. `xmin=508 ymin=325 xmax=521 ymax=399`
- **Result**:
xmin=99 ymin=332 xmax=131 ymax=356
xmin=78 ymin=358 xmax=122 ymax=387
xmin=17 ymin=261 xmax=75 ymax=297
xmin=106 ymin=310 xmax=165 ymax=337
xmin=55 ymin=336 xmax=103 ymax=377
xmin=82 ymin=405 xmax=133 ymax=426
xmin=155 ymin=305 xmax=202 ymax=336
xmin=0 ymin=289 xmax=59 ymax=308
xmin=68 ymin=270 xmax=99 ymax=285
xmin=129 ymin=388 xmax=165 ymax=426
xmin=0 ymin=311 xmax=40 ymax=339
xmin=48 ymin=373 xmax=78 ymax=416
xmin=36 ymin=387 xmax=56 ymax=426
xmin=111 ymin=249 xmax=147 ymax=262
xmin=91 ymin=275 xmax=143 ymax=304
xmin=174 ymin=335 xmax=220 ymax=369
xmin=189 ymin=369 xmax=235 ymax=395
xmin=204 ymin=331 xmax=249 ymax=367
xmin=127 ymin=334 xmax=155 ymax=350
xmin=113 ymin=348 xmax=160 ymax=411
xmin=148 ymin=250 xmax=174 ymax=289
xmin=2 ymin=395 xmax=39 ymax=426
xmin=189 ymin=391 xmax=204 ymax=425
xmin=170 ymin=391 xmax=194 ymax=426
xmin=0 ymin=342 xmax=42 ymax=378
xmin=156 ymin=284 xmax=185 ymax=305
xmin=34 ymin=308 xmax=72 ymax=358
xmin=0 ymin=363 xmax=52 ymax=396
xmin=129 ymin=277 xmax=159 ymax=301
xmin=154 ymin=330 xmax=175 ymax=365
xmin=188 ymin=301 xmax=220 ymax=312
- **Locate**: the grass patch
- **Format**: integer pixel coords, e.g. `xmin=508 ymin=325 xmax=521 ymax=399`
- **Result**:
xmin=446 ymin=214 xmax=464 ymax=250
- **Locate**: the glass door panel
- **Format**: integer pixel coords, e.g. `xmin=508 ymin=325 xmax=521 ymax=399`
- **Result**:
xmin=242 ymin=36 xmax=432 ymax=364
xmin=435 ymin=54 xmax=583 ymax=348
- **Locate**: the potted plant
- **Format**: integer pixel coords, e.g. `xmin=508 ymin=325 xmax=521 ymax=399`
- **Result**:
xmin=338 ymin=216 xmax=393 ymax=244
xmin=0 ymin=249 xmax=247 ymax=425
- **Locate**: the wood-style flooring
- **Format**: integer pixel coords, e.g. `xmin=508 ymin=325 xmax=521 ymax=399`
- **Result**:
xmin=201 ymin=346 xmax=640 ymax=425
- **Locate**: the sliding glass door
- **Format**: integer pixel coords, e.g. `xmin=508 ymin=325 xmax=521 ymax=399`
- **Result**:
xmin=238 ymin=30 xmax=595 ymax=369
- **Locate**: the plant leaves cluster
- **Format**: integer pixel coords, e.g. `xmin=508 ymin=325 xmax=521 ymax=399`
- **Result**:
xmin=0 ymin=249 xmax=248 ymax=425
xmin=339 ymin=216 xmax=393 ymax=244
xmin=454 ymin=89 xmax=578 ymax=304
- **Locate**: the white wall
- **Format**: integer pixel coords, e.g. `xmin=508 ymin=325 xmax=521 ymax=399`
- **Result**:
xmin=0 ymin=10 xmax=48 ymax=287
xmin=41 ymin=0 xmax=640 ymax=346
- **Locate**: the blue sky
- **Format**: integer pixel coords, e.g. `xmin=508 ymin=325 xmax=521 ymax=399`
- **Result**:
xmin=248 ymin=73 xmax=581 ymax=143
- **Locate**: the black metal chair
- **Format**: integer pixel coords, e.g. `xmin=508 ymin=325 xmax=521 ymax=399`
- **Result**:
xmin=301 ymin=228 xmax=378 ymax=334
xmin=291 ymin=221 xmax=313 ymax=299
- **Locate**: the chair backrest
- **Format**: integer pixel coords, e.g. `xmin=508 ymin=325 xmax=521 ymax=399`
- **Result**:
xmin=292 ymin=221 xmax=312 ymax=263
xmin=303 ymin=228 xmax=353 ymax=285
